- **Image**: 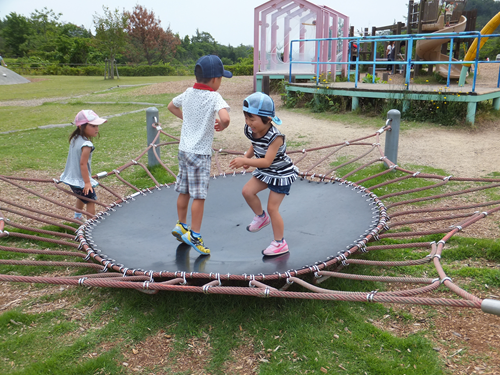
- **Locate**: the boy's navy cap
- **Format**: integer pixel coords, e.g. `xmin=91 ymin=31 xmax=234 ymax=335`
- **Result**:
xmin=243 ymin=92 xmax=282 ymax=125
xmin=195 ymin=55 xmax=233 ymax=79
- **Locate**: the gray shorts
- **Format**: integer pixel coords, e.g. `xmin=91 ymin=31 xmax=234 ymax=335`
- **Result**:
xmin=175 ymin=150 xmax=211 ymax=199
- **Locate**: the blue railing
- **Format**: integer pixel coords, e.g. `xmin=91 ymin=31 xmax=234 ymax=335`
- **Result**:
xmin=289 ymin=32 xmax=500 ymax=92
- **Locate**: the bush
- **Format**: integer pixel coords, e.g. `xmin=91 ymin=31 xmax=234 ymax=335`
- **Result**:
xmin=384 ymin=96 xmax=468 ymax=125
xmin=224 ymin=64 xmax=253 ymax=76
xmin=118 ymin=64 xmax=177 ymax=76
xmin=6 ymin=60 xmax=254 ymax=77
xmin=82 ymin=66 xmax=104 ymax=76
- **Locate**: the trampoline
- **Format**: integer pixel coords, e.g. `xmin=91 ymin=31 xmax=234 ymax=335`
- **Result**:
xmin=1 ymin=117 xmax=500 ymax=316
xmin=84 ymin=173 xmax=383 ymax=276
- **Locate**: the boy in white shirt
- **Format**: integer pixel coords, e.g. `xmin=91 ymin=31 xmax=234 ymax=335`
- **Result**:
xmin=167 ymin=55 xmax=232 ymax=255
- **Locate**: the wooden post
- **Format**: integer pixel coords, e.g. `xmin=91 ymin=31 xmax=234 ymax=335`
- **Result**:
xmin=407 ymin=0 xmax=414 ymax=34
xmin=415 ymin=0 xmax=427 ymax=78
xmin=371 ymin=26 xmax=376 ymax=62
xmin=393 ymin=22 xmax=403 ymax=74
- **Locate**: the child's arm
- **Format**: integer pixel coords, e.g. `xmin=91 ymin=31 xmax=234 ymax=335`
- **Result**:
xmin=167 ymin=101 xmax=183 ymax=120
xmin=229 ymin=144 xmax=254 ymax=169
xmin=230 ymin=138 xmax=283 ymax=169
xmin=80 ymin=146 xmax=93 ymax=194
xmin=214 ymin=108 xmax=230 ymax=132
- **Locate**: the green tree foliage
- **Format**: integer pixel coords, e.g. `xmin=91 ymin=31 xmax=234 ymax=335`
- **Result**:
xmin=465 ymin=0 xmax=500 ymax=31
xmin=21 ymin=8 xmax=63 ymax=60
xmin=0 ymin=5 xmax=253 ymax=73
xmin=93 ymin=6 xmax=129 ymax=78
xmin=125 ymin=5 xmax=180 ymax=65
xmin=56 ymin=24 xmax=96 ymax=64
xmin=173 ymin=29 xmax=252 ymax=65
xmin=1 ymin=12 xmax=31 ymax=56
xmin=1 ymin=9 xmax=96 ymax=64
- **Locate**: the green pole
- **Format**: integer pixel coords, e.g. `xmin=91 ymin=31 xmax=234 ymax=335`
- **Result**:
xmin=458 ymin=65 xmax=468 ymax=87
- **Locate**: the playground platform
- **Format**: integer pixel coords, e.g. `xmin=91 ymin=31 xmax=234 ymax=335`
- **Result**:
xmin=256 ymin=72 xmax=316 ymax=93
xmin=285 ymin=79 xmax=500 ymax=124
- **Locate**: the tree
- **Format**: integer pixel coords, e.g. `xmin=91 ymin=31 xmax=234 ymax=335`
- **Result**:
xmin=125 ymin=5 xmax=180 ymax=65
xmin=93 ymin=6 xmax=129 ymax=79
xmin=21 ymin=8 xmax=63 ymax=60
xmin=465 ymin=0 xmax=500 ymax=32
xmin=29 ymin=7 xmax=62 ymax=42
xmin=51 ymin=24 xmax=95 ymax=64
xmin=1 ymin=12 xmax=31 ymax=56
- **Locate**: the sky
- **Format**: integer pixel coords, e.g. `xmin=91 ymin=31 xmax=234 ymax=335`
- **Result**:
xmin=0 ymin=0 xmax=408 ymax=46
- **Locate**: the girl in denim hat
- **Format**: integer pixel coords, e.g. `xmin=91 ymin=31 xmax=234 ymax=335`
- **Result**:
xmin=229 ymin=92 xmax=298 ymax=256
xmin=60 ymin=110 xmax=107 ymax=222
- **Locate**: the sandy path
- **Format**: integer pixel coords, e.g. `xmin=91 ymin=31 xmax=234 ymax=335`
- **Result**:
xmin=144 ymin=72 xmax=500 ymax=179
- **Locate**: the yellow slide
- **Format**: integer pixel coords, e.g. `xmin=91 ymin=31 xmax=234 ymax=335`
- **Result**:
xmin=458 ymin=12 xmax=500 ymax=86
xmin=462 ymin=12 xmax=500 ymax=66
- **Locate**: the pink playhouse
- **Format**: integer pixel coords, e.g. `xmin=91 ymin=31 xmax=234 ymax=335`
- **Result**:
xmin=254 ymin=0 xmax=349 ymax=91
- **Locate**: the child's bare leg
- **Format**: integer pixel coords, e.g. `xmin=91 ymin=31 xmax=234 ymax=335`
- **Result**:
xmin=267 ymin=191 xmax=286 ymax=240
xmin=86 ymin=201 xmax=95 ymax=219
xmin=76 ymin=198 xmax=84 ymax=212
xmin=190 ymin=199 xmax=205 ymax=233
xmin=177 ymin=193 xmax=190 ymax=224
xmin=242 ymin=177 xmax=267 ymax=215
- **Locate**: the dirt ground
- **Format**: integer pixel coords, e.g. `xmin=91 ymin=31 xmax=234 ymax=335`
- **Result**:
xmin=2 ymin=66 xmax=500 ymax=374
xmin=136 ymin=63 xmax=500 ymax=180
xmin=82 ymin=66 xmax=500 ymax=374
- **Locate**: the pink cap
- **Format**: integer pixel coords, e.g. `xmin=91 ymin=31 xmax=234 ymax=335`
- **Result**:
xmin=74 ymin=110 xmax=107 ymax=126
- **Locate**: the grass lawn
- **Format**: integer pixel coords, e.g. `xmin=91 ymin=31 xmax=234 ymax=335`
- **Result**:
xmin=0 ymin=75 xmax=187 ymax=101
xmin=0 ymin=76 xmax=499 ymax=375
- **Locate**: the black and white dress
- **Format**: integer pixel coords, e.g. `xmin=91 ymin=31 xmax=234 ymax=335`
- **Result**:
xmin=244 ymin=124 xmax=298 ymax=186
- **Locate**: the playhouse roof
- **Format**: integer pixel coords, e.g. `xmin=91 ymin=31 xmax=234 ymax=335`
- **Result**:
xmin=255 ymin=0 xmax=348 ymax=19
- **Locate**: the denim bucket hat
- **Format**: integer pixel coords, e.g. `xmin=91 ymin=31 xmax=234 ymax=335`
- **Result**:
xmin=243 ymin=92 xmax=282 ymax=125
xmin=195 ymin=55 xmax=233 ymax=78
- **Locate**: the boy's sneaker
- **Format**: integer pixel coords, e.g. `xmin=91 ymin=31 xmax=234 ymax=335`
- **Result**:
xmin=262 ymin=239 xmax=289 ymax=257
xmin=181 ymin=230 xmax=210 ymax=255
xmin=172 ymin=221 xmax=188 ymax=243
xmin=246 ymin=212 xmax=270 ymax=232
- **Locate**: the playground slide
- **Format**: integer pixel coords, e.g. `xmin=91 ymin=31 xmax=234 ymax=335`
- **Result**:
xmin=458 ymin=12 xmax=500 ymax=86
xmin=416 ymin=15 xmax=467 ymax=79
xmin=462 ymin=12 xmax=500 ymax=65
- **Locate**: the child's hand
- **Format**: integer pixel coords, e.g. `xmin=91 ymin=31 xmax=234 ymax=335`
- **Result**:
xmin=214 ymin=118 xmax=226 ymax=132
xmin=229 ymin=157 xmax=247 ymax=169
xmin=83 ymin=183 xmax=94 ymax=195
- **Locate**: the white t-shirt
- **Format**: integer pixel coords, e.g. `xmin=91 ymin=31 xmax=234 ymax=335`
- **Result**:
xmin=60 ymin=135 xmax=97 ymax=188
xmin=172 ymin=87 xmax=230 ymax=156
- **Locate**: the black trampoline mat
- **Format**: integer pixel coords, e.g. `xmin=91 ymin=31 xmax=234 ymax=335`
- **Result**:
xmin=86 ymin=174 xmax=379 ymax=275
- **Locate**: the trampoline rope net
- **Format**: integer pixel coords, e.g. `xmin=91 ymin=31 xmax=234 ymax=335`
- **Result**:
xmin=1 ymin=119 xmax=499 ymax=316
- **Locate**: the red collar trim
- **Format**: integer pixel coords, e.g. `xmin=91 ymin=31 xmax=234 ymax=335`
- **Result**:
xmin=193 ymin=83 xmax=215 ymax=91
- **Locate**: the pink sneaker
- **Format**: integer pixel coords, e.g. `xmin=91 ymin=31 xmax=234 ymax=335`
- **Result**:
xmin=246 ymin=212 xmax=270 ymax=232
xmin=262 ymin=239 xmax=289 ymax=257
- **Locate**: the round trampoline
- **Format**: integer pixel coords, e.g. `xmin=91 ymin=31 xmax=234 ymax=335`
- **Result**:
xmin=82 ymin=173 xmax=385 ymax=277
xmin=3 ymin=121 xmax=500 ymax=316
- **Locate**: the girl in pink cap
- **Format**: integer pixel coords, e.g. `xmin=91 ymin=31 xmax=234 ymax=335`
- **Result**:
xmin=60 ymin=110 xmax=107 ymax=222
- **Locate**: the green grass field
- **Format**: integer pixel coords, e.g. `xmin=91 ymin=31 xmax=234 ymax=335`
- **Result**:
xmin=0 ymin=76 xmax=499 ymax=375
